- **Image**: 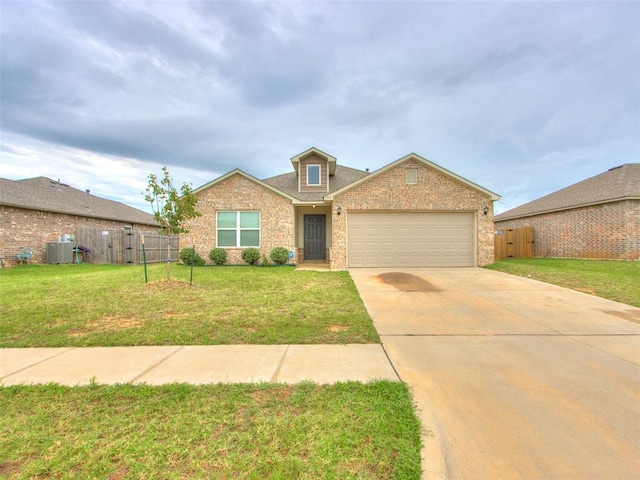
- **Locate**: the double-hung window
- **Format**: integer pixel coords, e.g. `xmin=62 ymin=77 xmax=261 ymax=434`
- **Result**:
xmin=217 ymin=211 xmax=260 ymax=247
xmin=307 ymin=165 xmax=321 ymax=186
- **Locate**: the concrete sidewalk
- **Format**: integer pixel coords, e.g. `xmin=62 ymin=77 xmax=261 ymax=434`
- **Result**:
xmin=0 ymin=344 xmax=399 ymax=386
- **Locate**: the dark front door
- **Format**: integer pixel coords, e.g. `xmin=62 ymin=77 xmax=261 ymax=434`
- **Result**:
xmin=304 ymin=215 xmax=326 ymax=260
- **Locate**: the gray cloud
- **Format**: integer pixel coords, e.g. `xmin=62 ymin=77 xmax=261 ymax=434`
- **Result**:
xmin=1 ymin=0 xmax=638 ymax=213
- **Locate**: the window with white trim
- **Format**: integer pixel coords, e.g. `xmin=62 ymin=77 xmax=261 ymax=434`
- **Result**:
xmin=307 ymin=165 xmax=321 ymax=185
xmin=216 ymin=211 xmax=260 ymax=247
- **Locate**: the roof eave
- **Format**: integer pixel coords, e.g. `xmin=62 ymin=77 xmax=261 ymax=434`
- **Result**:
xmin=193 ymin=169 xmax=297 ymax=202
xmin=1 ymin=201 xmax=158 ymax=226
xmin=290 ymin=147 xmax=337 ymax=176
xmin=327 ymin=153 xmax=501 ymax=201
xmin=495 ymin=196 xmax=639 ymax=221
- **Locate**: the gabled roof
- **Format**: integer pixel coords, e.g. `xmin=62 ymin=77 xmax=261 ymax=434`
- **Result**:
xmin=290 ymin=147 xmax=337 ymax=176
xmin=193 ymin=169 xmax=297 ymax=201
xmin=194 ymin=150 xmax=500 ymax=206
xmin=326 ymin=153 xmax=501 ymax=201
xmin=495 ymin=163 xmax=640 ymax=221
xmin=0 ymin=176 xmax=157 ymax=225
xmin=262 ymin=165 xmax=370 ymax=203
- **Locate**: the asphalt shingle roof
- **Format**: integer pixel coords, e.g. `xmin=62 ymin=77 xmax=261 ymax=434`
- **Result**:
xmin=495 ymin=163 xmax=640 ymax=221
xmin=261 ymin=165 xmax=371 ymax=202
xmin=0 ymin=176 xmax=157 ymax=226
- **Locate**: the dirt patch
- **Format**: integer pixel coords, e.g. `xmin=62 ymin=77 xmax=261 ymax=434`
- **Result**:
xmin=603 ymin=310 xmax=640 ymax=325
xmin=377 ymin=272 xmax=441 ymax=292
xmin=329 ymin=325 xmax=351 ymax=332
xmin=144 ymin=280 xmax=191 ymax=291
xmin=163 ymin=311 xmax=188 ymax=320
xmin=69 ymin=315 xmax=144 ymax=337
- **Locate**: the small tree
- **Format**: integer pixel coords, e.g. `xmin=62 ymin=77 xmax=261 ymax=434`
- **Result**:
xmin=143 ymin=166 xmax=201 ymax=280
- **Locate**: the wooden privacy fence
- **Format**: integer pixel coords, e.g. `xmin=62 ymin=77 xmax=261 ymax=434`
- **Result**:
xmin=494 ymin=226 xmax=533 ymax=260
xmin=75 ymin=226 xmax=179 ymax=264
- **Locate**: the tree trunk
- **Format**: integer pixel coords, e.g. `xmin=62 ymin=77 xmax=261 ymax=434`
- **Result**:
xmin=166 ymin=235 xmax=171 ymax=280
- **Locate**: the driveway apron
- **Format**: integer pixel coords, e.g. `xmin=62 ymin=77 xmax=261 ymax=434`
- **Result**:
xmin=349 ymin=267 xmax=640 ymax=480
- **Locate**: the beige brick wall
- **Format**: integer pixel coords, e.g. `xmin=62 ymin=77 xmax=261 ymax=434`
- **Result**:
xmin=495 ymin=200 xmax=640 ymax=260
xmin=0 ymin=205 xmax=154 ymax=267
xmin=331 ymin=159 xmax=496 ymax=269
xmin=182 ymin=173 xmax=295 ymax=264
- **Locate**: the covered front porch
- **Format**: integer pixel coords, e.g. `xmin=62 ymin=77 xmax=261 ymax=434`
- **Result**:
xmin=293 ymin=205 xmax=333 ymax=266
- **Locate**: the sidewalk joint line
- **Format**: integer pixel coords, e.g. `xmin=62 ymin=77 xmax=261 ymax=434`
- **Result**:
xmin=0 ymin=347 xmax=76 ymax=380
xmin=270 ymin=345 xmax=290 ymax=383
xmin=129 ymin=346 xmax=184 ymax=383
xmin=379 ymin=343 xmax=404 ymax=382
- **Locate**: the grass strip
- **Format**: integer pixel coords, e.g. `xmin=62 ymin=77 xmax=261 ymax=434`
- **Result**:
xmin=0 ymin=381 xmax=422 ymax=479
xmin=485 ymin=258 xmax=640 ymax=307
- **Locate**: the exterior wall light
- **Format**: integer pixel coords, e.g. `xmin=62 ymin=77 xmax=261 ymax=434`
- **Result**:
xmin=483 ymin=206 xmax=489 ymax=215
xmin=336 ymin=206 xmax=342 ymax=215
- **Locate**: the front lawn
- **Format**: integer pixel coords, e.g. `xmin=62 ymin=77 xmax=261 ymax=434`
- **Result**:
xmin=0 ymin=264 xmax=379 ymax=347
xmin=0 ymin=381 xmax=423 ymax=479
xmin=485 ymin=258 xmax=640 ymax=307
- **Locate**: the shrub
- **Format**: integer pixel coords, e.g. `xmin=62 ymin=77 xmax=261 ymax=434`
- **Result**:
xmin=261 ymin=255 xmax=270 ymax=267
xmin=208 ymin=248 xmax=227 ymax=265
xmin=270 ymin=246 xmax=289 ymax=265
xmin=241 ymin=248 xmax=261 ymax=266
xmin=178 ymin=247 xmax=205 ymax=266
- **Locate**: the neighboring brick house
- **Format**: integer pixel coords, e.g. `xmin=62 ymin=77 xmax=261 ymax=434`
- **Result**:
xmin=494 ymin=164 xmax=640 ymax=260
xmin=182 ymin=147 xmax=500 ymax=269
xmin=0 ymin=176 xmax=158 ymax=267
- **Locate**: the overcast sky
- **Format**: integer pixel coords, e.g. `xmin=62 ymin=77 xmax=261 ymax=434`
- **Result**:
xmin=1 ymin=0 xmax=638 ymax=214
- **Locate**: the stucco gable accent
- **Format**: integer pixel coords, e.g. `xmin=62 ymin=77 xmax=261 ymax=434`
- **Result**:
xmin=325 ymin=153 xmax=500 ymax=201
xmin=290 ymin=147 xmax=337 ymax=176
xmin=193 ymin=169 xmax=296 ymax=202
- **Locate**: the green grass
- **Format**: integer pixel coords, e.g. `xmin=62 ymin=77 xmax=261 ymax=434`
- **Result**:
xmin=0 ymin=381 xmax=423 ymax=479
xmin=485 ymin=258 xmax=640 ymax=307
xmin=0 ymin=264 xmax=379 ymax=347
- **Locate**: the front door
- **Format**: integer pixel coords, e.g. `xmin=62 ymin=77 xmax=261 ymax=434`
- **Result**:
xmin=304 ymin=215 xmax=326 ymax=260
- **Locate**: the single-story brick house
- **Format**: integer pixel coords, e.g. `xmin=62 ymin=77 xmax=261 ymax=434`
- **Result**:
xmin=182 ymin=148 xmax=500 ymax=269
xmin=494 ymin=163 xmax=640 ymax=260
xmin=0 ymin=176 xmax=158 ymax=267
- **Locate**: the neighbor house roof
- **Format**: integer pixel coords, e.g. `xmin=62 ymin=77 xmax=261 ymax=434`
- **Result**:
xmin=495 ymin=163 xmax=640 ymax=221
xmin=0 ymin=176 xmax=157 ymax=226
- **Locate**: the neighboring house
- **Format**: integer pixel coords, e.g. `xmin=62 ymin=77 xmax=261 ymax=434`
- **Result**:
xmin=0 ymin=176 xmax=158 ymax=266
xmin=182 ymin=147 xmax=500 ymax=269
xmin=494 ymin=164 xmax=640 ymax=260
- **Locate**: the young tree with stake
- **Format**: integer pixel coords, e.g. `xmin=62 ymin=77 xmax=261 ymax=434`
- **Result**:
xmin=143 ymin=166 xmax=201 ymax=280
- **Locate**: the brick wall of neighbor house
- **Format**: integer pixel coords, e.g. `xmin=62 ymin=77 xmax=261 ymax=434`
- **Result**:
xmin=331 ymin=159 xmax=496 ymax=270
xmin=181 ymin=174 xmax=296 ymax=265
xmin=0 ymin=205 xmax=153 ymax=267
xmin=495 ymin=199 xmax=640 ymax=260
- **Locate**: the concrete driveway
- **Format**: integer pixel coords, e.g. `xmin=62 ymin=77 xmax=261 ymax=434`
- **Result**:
xmin=349 ymin=268 xmax=640 ymax=480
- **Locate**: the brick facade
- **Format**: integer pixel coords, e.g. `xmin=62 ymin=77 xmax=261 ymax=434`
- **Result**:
xmin=185 ymin=155 xmax=497 ymax=269
xmin=495 ymin=199 xmax=640 ymax=260
xmin=331 ymin=159 xmax=496 ymax=269
xmin=181 ymin=173 xmax=295 ymax=265
xmin=0 ymin=205 xmax=154 ymax=267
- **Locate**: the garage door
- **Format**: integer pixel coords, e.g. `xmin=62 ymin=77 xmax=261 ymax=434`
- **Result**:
xmin=347 ymin=212 xmax=474 ymax=267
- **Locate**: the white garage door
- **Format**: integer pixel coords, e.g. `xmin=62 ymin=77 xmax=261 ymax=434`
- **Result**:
xmin=347 ymin=212 xmax=475 ymax=267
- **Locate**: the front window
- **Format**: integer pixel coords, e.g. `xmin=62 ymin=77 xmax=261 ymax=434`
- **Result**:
xmin=307 ymin=165 xmax=321 ymax=185
xmin=217 ymin=211 xmax=260 ymax=247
